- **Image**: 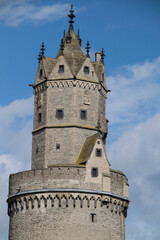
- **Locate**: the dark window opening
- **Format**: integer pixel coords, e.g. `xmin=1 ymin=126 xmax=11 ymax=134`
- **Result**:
xmin=36 ymin=147 xmax=39 ymax=154
xmin=56 ymin=144 xmax=60 ymax=150
xmin=66 ymin=37 xmax=71 ymax=44
xmin=84 ymin=66 xmax=89 ymax=74
xmin=90 ymin=213 xmax=97 ymax=223
xmin=80 ymin=110 xmax=87 ymax=120
xmin=38 ymin=113 xmax=42 ymax=123
xmin=59 ymin=65 xmax=64 ymax=73
xmin=56 ymin=109 xmax=64 ymax=119
xmin=96 ymin=148 xmax=102 ymax=157
xmin=92 ymin=71 xmax=94 ymax=76
xmin=40 ymin=69 xmax=43 ymax=78
xmin=97 ymin=140 xmax=100 ymax=144
xmin=91 ymin=168 xmax=98 ymax=177
xmin=102 ymin=134 xmax=106 ymax=145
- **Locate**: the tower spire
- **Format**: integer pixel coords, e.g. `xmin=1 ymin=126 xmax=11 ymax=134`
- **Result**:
xmin=85 ymin=41 xmax=90 ymax=57
xmin=68 ymin=5 xmax=75 ymax=30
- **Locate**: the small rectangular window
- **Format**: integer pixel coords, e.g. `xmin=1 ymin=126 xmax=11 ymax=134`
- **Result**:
xmin=90 ymin=213 xmax=97 ymax=223
xmin=80 ymin=110 xmax=87 ymax=120
xmin=38 ymin=113 xmax=42 ymax=123
xmin=91 ymin=168 xmax=98 ymax=177
xmin=56 ymin=144 xmax=60 ymax=150
xmin=84 ymin=66 xmax=89 ymax=74
xmin=56 ymin=109 xmax=64 ymax=119
xmin=59 ymin=65 xmax=64 ymax=73
xmin=96 ymin=148 xmax=102 ymax=157
xmin=40 ymin=69 xmax=43 ymax=78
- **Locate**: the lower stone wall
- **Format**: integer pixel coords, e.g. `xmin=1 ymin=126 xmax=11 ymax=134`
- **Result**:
xmin=8 ymin=192 xmax=128 ymax=240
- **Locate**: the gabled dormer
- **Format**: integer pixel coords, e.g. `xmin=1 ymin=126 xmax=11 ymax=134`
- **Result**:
xmin=76 ymin=57 xmax=99 ymax=82
xmin=75 ymin=134 xmax=111 ymax=191
xmin=48 ymin=55 xmax=73 ymax=80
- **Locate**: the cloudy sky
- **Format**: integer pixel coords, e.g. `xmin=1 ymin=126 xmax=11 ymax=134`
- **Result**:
xmin=0 ymin=0 xmax=160 ymax=239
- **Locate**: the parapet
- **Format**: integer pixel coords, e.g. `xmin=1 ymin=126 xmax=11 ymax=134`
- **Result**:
xmin=9 ymin=165 xmax=129 ymax=199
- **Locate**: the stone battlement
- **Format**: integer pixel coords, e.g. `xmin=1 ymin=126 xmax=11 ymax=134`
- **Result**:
xmin=9 ymin=166 xmax=128 ymax=198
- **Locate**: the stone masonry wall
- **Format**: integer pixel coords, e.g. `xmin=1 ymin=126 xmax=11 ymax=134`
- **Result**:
xmin=32 ymin=80 xmax=107 ymax=169
xmin=8 ymin=192 xmax=127 ymax=240
xmin=9 ymin=167 xmax=128 ymax=198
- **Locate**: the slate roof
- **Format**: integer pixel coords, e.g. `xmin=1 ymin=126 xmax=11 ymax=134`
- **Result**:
xmin=37 ymin=22 xmax=105 ymax=82
xmin=56 ymin=28 xmax=87 ymax=77
xmin=75 ymin=134 xmax=98 ymax=165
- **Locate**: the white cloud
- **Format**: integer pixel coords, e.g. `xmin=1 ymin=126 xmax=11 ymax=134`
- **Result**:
xmin=108 ymin=113 xmax=160 ymax=240
xmin=0 ymin=0 xmax=70 ymax=27
xmin=106 ymin=57 xmax=160 ymax=127
xmin=106 ymin=57 xmax=160 ymax=240
xmin=0 ymin=154 xmax=23 ymax=239
xmin=0 ymin=96 xmax=33 ymax=239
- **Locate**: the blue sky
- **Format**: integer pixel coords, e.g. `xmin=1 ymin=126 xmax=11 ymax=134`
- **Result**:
xmin=0 ymin=1 xmax=160 ymax=239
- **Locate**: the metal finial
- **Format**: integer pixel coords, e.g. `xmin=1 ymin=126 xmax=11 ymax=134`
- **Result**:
xmin=40 ymin=42 xmax=45 ymax=56
xmin=64 ymin=29 xmax=66 ymax=37
xmin=78 ymin=28 xmax=80 ymax=36
xmin=60 ymin=39 xmax=64 ymax=55
xmin=68 ymin=5 xmax=75 ymax=27
xmin=85 ymin=41 xmax=91 ymax=57
xmin=37 ymin=52 xmax=42 ymax=63
xmin=101 ymin=48 xmax=105 ymax=62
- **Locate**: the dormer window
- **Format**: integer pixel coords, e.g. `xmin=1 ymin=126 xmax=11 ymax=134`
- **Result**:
xmin=40 ymin=69 xmax=43 ymax=78
xmin=84 ymin=66 xmax=89 ymax=74
xmin=91 ymin=168 xmax=98 ymax=177
xmin=59 ymin=65 xmax=64 ymax=73
xmin=96 ymin=148 xmax=102 ymax=157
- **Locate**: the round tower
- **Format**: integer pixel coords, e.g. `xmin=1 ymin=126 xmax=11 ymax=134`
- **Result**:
xmin=7 ymin=6 xmax=129 ymax=240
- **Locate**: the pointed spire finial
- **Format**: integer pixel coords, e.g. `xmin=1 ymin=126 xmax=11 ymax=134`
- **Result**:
xmin=85 ymin=41 xmax=91 ymax=57
xmin=40 ymin=42 xmax=45 ymax=56
xmin=77 ymin=28 xmax=82 ymax=46
xmin=64 ymin=29 xmax=66 ymax=37
xmin=37 ymin=52 xmax=42 ymax=63
xmin=60 ymin=39 xmax=64 ymax=55
xmin=101 ymin=48 xmax=105 ymax=63
xmin=68 ymin=5 xmax=75 ymax=29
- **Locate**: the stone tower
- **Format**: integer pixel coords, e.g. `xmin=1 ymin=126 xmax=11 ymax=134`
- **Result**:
xmin=7 ymin=6 xmax=129 ymax=240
